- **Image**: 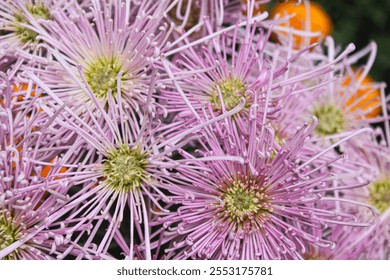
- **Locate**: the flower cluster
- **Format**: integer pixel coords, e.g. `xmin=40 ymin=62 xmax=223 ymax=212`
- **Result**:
xmin=0 ymin=0 xmax=389 ymax=260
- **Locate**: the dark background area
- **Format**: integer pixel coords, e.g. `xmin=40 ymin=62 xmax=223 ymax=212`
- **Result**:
xmin=316 ymin=0 xmax=390 ymax=90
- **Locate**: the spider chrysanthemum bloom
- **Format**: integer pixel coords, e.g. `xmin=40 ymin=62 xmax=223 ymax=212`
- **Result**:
xmin=294 ymin=152 xmax=380 ymax=260
xmin=0 ymin=0 xmax=82 ymax=58
xmin=22 ymin=0 xmax=171 ymax=118
xmin=0 ymin=0 xmax=51 ymax=52
xmin=351 ymin=215 xmax=390 ymax=260
xmin=159 ymin=18 xmax=337 ymax=136
xmin=1 ymin=69 xmax=79 ymax=158
xmin=152 ymin=102 xmax=375 ymax=259
xmin=31 ymin=73 xmax=245 ymax=260
xmin=301 ymin=224 xmax=367 ymax=260
xmin=339 ymin=137 xmax=390 ymax=259
xmin=160 ymin=20 xmax=267 ymax=121
xmin=272 ymin=38 xmax=386 ymax=146
xmin=0 ymin=184 xmax=99 ymax=261
xmin=0 ymin=75 xmax=100 ymax=260
xmin=0 ymin=175 xmax=105 ymax=261
xmin=310 ymin=41 xmax=385 ymax=137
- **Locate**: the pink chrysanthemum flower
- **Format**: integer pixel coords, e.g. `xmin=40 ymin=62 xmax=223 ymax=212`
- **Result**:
xmin=338 ymin=136 xmax=390 ymax=259
xmin=159 ymin=18 xmax=341 ymax=136
xmin=0 ymin=0 xmax=81 ymax=56
xmin=22 ymin=0 xmax=170 ymax=115
xmin=1 ymin=68 xmax=79 ymax=156
xmin=301 ymin=225 xmax=365 ymax=260
xmin=160 ymin=23 xmax=270 ymax=123
xmin=273 ymin=38 xmax=387 ymax=145
xmin=151 ymin=101 xmax=375 ymax=259
xmin=352 ymin=216 xmax=390 ymax=260
xmin=0 ymin=163 xmax=107 ymax=260
xmin=29 ymin=72 xmax=245 ymax=259
xmin=0 ymin=75 xmax=103 ymax=260
xmin=0 ymin=204 xmax=67 ymax=260
xmin=293 ymin=152 xmax=379 ymax=260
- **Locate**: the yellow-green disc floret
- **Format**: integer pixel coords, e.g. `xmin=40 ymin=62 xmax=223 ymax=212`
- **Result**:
xmin=84 ymin=56 xmax=127 ymax=99
xmin=369 ymin=179 xmax=390 ymax=214
xmin=103 ymin=145 xmax=148 ymax=192
xmin=313 ymin=104 xmax=346 ymax=136
xmin=210 ymin=78 xmax=248 ymax=111
xmin=15 ymin=2 xmax=51 ymax=43
xmin=0 ymin=212 xmax=22 ymax=260
xmin=223 ymin=180 xmax=269 ymax=223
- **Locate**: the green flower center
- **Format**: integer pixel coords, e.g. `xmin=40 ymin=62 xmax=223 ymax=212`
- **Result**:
xmin=103 ymin=145 xmax=148 ymax=192
xmin=84 ymin=57 xmax=126 ymax=99
xmin=223 ymin=180 xmax=268 ymax=222
xmin=210 ymin=78 xmax=248 ymax=111
xmin=15 ymin=3 xmax=51 ymax=43
xmin=0 ymin=213 xmax=21 ymax=260
xmin=369 ymin=179 xmax=390 ymax=214
xmin=313 ymin=104 xmax=346 ymax=136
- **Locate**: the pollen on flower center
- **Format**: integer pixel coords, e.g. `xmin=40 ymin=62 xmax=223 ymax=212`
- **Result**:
xmin=369 ymin=179 xmax=390 ymax=214
xmin=0 ymin=211 xmax=22 ymax=260
xmin=222 ymin=180 xmax=268 ymax=222
xmin=15 ymin=3 xmax=51 ymax=43
xmin=210 ymin=78 xmax=248 ymax=111
xmin=313 ymin=104 xmax=346 ymax=136
xmin=84 ymin=57 xmax=125 ymax=99
xmin=103 ymin=145 xmax=148 ymax=192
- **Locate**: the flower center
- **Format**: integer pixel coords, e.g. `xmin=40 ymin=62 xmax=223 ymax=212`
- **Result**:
xmin=0 ymin=212 xmax=21 ymax=260
xmin=222 ymin=180 xmax=268 ymax=223
xmin=103 ymin=145 xmax=148 ymax=192
xmin=369 ymin=179 xmax=390 ymax=214
xmin=84 ymin=56 xmax=125 ymax=99
xmin=210 ymin=78 xmax=248 ymax=111
xmin=15 ymin=3 xmax=51 ymax=43
xmin=313 ymin=104 xmax=346 ymax=136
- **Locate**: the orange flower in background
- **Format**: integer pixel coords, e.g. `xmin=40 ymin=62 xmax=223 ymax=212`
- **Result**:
xmin=1 ymin=83 xmax=37 ymax=106
xmin=12 ymin=83 xmax=30 ymax=92
xmin=343 ymin=71 xmax=381 ymax=119
xmin=35 ymin=159 xmax=68 ymax=210
xmin=270 ymin=0 xmax=332 ymax=48
xmin=13 ymin=83 xmax=36 ymax=101
xmin=41 ymin=158 xmax=68 ymax=179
